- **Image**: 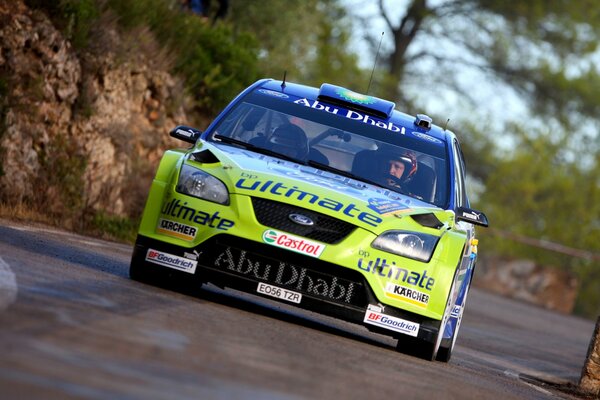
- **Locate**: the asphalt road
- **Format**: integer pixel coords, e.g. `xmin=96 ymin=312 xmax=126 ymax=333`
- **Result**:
xmin=0 ymin=219 xmax=595 ymax=399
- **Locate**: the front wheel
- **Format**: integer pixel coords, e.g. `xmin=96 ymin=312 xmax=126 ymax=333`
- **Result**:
xmin=129 ymin=259 xmax=150 ymax=282
xmin=395 ymin=336 xmax=436 ymax=361
xmin=435 ymin=305 xmax=464 ymax=362
xmin=436 ymin=338 xmax=454 ymax=362
xmin=436 ymin=270 xmax=474 ymax=362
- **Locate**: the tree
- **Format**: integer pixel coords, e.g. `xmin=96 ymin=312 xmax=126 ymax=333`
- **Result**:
xmin=477 ymin=126 xmax=600 ymax=316
xmin=228 ymin=0 xmax=367 ymax=91
xmin=348 ymin=0 xmax=600 ymax=317
xmin=354 ymin=1 xmax=599 ymax=152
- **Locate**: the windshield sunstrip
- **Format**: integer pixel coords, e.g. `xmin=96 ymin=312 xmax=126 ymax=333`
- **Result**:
xmin=218 ymin=91 xmax=447 ymax=159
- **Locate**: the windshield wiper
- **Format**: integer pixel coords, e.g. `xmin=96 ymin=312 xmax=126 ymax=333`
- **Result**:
xmin=213 ymin=134 xmax=255 ymax=149
xmin=212 ymin=134 xmax=303 ymax=164
xmin=307 ymin=160 xmax=383 ymax=188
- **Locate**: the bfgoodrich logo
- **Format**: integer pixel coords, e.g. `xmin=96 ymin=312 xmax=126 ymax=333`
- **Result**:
xmin=145 ymin=249 xmax=197 ymax=274
xmin=262 ymin=229 xmax=325 ymax=258
xmin=363 ymin=305 xmax=420 ymax=337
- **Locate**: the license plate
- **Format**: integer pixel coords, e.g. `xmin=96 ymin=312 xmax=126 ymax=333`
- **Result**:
xmin=257 ymin=282 xmax=302 ymax=304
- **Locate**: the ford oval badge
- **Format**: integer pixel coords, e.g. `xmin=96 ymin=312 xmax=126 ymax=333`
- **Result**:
xmin=289 ymin=213 xmax=314 ymax=226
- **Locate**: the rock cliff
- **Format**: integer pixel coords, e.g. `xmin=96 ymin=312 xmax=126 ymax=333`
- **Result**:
xmin=0 ymin=0 xmax=194 ymax=219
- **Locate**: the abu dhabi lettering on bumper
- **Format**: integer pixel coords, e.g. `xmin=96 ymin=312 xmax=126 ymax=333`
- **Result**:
xmin=161 ymin=199 xmax=234 ymax=230
xmin=234 ymin=178 xmax=382 ymax=227
xmin=214 ymin=247 xmax=355 ymax=304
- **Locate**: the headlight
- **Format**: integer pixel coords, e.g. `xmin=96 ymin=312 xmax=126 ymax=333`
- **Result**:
xmin=176 ymin=164 xmax=229 ymax=205
xmin=371 ymin=231 xmax=439 ymax=262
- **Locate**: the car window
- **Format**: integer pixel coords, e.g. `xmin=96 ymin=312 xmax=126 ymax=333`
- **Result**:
xmin=451 ymin=139 xmax=468 ymax=208
xmin=211 ymin=92 xmax=450 ymax=207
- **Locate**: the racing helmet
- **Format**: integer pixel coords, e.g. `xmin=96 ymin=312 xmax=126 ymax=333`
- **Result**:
xmin=268 ymin=123 xmax=309 ymax=159
xmin=387 ymin=150 xmax=418 ymax=184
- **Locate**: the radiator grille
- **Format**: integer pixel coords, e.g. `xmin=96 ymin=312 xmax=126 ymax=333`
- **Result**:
xmin=251 ymin=197 xmax=356 ymax=244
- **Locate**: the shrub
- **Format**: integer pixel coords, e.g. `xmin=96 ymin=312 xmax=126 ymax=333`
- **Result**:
xmin=104 ymin=0 xmax=260 ymax=113
xmin=25 ymin=0 xmax=99 ymax=48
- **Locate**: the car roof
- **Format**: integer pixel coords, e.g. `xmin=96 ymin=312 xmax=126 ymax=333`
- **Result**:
xmin=256 ymin=79 xmax=453 ymax=145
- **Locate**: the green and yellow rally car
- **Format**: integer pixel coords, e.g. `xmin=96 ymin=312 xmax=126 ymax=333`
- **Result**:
xmin=130 ymin=79 xmax=489 ymax=362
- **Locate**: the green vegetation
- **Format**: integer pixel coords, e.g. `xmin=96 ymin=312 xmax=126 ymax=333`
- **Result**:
xmin=87 ymin=211 xmax=139 ymax=243
xmin=103 ymin=0 xmax=260 ymax=113
xmin=25 ymin=0 xmax=99 ymax=48
xmin=35 ymin=133 xmax=87 ymax=217
xmin=28 ymin=0 xmax=259 ymax=113
xmin=475 ymin=127 xmax=600 ymax=317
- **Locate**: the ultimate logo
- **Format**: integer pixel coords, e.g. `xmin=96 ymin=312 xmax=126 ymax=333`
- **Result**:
xmin=336 ymin=89 xmax=376 ymax=105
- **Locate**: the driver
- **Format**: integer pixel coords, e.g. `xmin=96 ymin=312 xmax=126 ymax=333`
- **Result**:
xmin=267 ymin=123 xmax=309 ymax=159
xmin=385 ymin=151 xmax=418 ymax=189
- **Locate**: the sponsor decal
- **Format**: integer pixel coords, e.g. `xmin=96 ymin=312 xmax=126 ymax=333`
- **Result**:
xmin=368 ymin=304 xmax=383 ymax=313
xmin=258 ymin=89 xmax=289 ymax=99
xmin=175 ymin=128 xmax=195 ymax=138
xmin=262 ymin=229 xmax=325 ymax=258
xmin=145 ymin=249 xmax=197 ymax=274
xmin=450 ymin=305 xmax=462 ymax=318
xmin=161 ymin=199 xmax=234 ymax=230
xmin=214 ymin=247 xmax=356 ymax=304
xmin=367 ymin=197 xmax=410 ymax=215
xmin=357 ymin=257 xmax=435 ymax=290
xmin=156 ymin=218 xmax=197 ymax=241
xmin=235 ymin=178 xmax=383 ymax=227
xmin=227 ymin=153 xmax=413 ymax=204
xmin=294 ymin=98 xmax=403 ymax=134
xmin=184 ymin=251 xmax=199 ymax=260
xmin=363 ymin=305 xmax=419 ymax=337
xmin=461 ymin=210 xmax=482 ymax=221
xmin=384 ymin=282 xmax=429 ymax=307
xmin=336 ymin=88 xmax=376 ymax=105
xmin=410 ymin=131 xmax=443 ymax=144
xmin=257 ymin=282 xmax=302 ymax=304
xmin=265 ymin=167 xmax=367 ymax=195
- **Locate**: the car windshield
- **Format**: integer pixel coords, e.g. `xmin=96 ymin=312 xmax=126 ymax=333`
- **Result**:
xmin=210 ymin=89 xmax=449 ymax=207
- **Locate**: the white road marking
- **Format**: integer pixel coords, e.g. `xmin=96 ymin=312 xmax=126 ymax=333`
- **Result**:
xmin=0 ymin=256 xmax=18 ymax=310
xmin=504 ymin=370 xmax=558 ymax=397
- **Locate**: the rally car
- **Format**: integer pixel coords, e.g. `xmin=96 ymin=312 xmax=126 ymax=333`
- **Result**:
xmin=130 ymin=79 xmax=489 ymax=362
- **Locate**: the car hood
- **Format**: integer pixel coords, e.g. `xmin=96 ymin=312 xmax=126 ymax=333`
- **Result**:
xmin=197 ymin=142 xmax=452 ymax=233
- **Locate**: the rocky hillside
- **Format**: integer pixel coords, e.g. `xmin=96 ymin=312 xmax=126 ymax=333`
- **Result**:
xmin=0 ymin=0 xmax=195 ymax=222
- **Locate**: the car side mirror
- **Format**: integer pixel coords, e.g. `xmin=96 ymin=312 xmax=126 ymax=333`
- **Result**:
xmin=456 ymin=206 xmax=489 ymax=227
xmin=170 ymin=125 xmax=202 ymax=144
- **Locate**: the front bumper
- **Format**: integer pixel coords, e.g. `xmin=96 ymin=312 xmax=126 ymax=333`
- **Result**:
xmin=132 ymin=233 xmax=442 ymax=343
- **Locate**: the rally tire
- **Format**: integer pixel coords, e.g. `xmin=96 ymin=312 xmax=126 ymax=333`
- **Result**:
xmin=436 ymin=272 xmax=473 ymax=363
xmin=129 ymin=260 xmax=150 ymax=283
xmin=129 ymin=259 xmax=199 ymax=293
xmin=129 ymin=260 xmax=167 ymax=285
xmin=436 ymin=338 xmax=453 ymax=363
xmin=395 ymin=336 xmax=436 ymax=361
